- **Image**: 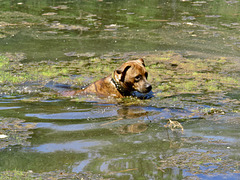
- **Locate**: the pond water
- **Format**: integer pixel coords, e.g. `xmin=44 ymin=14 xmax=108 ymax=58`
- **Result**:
xmin=0 ymin=0 xmax=239 ymax=60
xmin=0 ymin=0 xmax=240 ymax=179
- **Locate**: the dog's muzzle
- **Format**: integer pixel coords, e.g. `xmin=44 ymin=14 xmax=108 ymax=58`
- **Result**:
xmin=145 ymin=83 xmax=152 ymax=92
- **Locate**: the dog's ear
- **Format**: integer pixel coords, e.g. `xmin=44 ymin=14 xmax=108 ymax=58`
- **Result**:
xmin=137 ymin=58 xmax=145 ymax=67
xmin=116 ymin=65 xmax=131 ymax=82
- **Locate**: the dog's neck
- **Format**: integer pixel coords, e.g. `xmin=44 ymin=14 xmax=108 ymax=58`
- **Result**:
xmin=111 ymin=76 xmax=131 ymax=96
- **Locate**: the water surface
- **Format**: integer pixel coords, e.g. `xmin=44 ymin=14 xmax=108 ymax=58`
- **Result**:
xmin=0 ymin=0 xmax=239 ymax=61
xmin=0 ymin=0 xmax=240 ymax=179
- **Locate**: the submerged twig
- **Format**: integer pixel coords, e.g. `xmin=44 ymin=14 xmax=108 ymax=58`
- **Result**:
xmin=109 ymin=168 xmax=138 ymax=175
xmin=100 ymin=117 xmax=123 ymax=126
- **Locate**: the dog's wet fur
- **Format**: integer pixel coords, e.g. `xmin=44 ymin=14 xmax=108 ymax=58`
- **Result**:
xmin=62 ymin=58 xmax=153 ymax=99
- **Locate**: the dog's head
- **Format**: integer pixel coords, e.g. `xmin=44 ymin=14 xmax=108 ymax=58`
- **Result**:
xmin=113 ymin=58 xmax=152 ymax=94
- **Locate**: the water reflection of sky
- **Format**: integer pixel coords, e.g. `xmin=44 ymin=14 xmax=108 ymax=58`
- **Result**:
xmin=32 ymin=140 xmax=112 ymax=153
xmin=26 ymin=106 xmax=197 ymax=120
xmin=36 ymin=122 xmax=102 ymax=131
xmin=0 ymin=106 xmax=20 ymax=110
xmin=26 ymin=110 xmax=118 ymax=120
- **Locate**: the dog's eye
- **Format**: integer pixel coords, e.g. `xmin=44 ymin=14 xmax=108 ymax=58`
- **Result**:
xmin=135 ymin=75 xmax=142 ymax=82
xmin=145 ymin=72 xmax=148 ymax=79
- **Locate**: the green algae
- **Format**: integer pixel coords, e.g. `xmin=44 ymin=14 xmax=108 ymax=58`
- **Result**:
xmin=0 ymin=55 xmax=8 ymax=68
xmin=0 ymin=170 xmax=103 ymax=180
xmin=0 ymin=11 xmax=45 ymax=25
xmin=143 ymin=52 xmax=240 ymax=97
xmin=0 ymin=117 xmax=36 ymax=149
xmin=156 ymin=150 xmax=239 ymax=175
xmin=0 ymin=11 xmax=46 ymax=39
xmin=0 ymin=52 xmax=239 ymax=97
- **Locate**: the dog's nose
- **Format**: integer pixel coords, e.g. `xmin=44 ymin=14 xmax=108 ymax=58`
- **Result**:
xmin=146 ymin=84 xmax=152 ymax=92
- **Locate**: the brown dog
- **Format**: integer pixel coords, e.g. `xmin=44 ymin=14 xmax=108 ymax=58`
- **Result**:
xmin=62 ymin=58 xmax=152 ymax=98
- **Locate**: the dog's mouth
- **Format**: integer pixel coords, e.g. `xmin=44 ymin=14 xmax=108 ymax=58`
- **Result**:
xmin=136 ymin=84 xmax=152 ymax=94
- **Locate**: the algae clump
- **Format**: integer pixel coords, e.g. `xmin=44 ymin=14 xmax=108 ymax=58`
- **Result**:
xmin=0 ymin=52 xmax=239 ymax=97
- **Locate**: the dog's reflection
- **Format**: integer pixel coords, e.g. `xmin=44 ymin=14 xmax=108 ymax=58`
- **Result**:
xmin=117 ymin=107 xmax=148 ymax=118
xmin=118 ymin=122 xmax=148 ymax=134
xmin=102 ymin=106 xmax=149 ymax=134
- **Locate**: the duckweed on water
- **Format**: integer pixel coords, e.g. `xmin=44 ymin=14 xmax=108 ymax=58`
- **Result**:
xmin=0 ymin=52 xmax=239 ymax=97
xmin=157 ymin=151 xmax=240 ymax=175
xmin=143 ymin=52 xmax=239 ymax=96
xmin=0 ymin=11 xmax=44 ymax=25
xmin=0 ymin=170 xmax=103 ymax=180
xmin=0 ymin=117 xmax=36 ymax=149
